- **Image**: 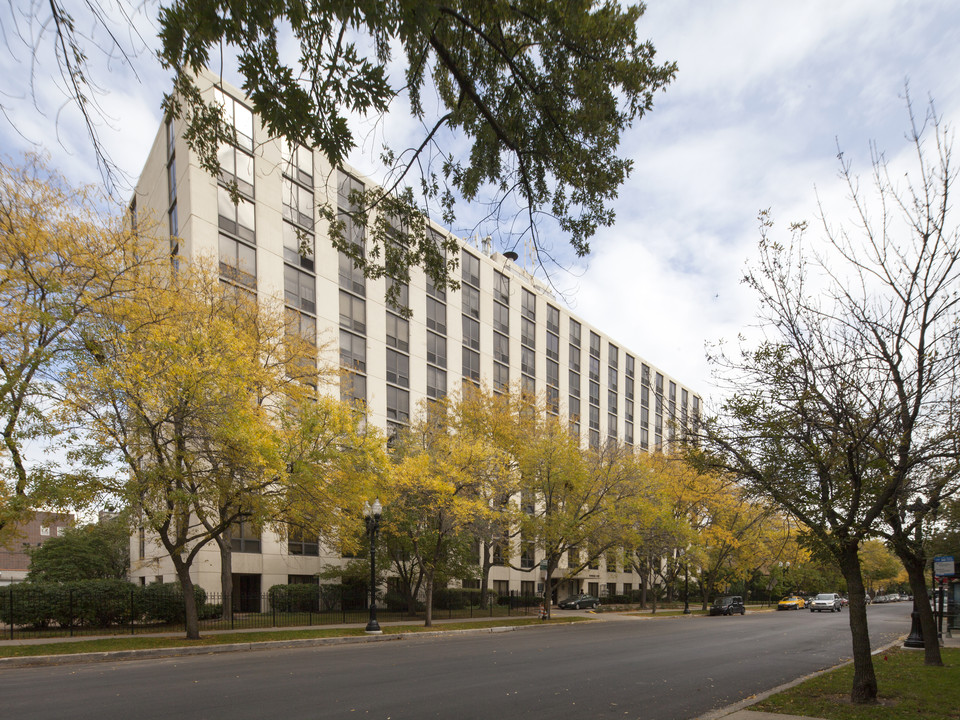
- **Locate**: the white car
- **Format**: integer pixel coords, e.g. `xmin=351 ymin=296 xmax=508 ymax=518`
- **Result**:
xmin=809 ymin=593 xmax=843 ymax=612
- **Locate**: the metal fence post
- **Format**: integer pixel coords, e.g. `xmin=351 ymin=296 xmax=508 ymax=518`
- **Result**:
xmin=9 ymin=585 xmax=13 ymax=640
xmin=131 ymin=588 xmax=135 ymax=635
xmin=69 ymin=588 xmax=74 ymax=637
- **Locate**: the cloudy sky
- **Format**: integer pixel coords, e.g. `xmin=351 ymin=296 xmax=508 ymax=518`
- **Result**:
xmin=3 ymin=0 xmax=959 ymax=409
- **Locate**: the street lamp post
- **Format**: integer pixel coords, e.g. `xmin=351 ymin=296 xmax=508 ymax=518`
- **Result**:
xmin=683 ymin=561 xmax=691 ymax=614
xmin=363 ymin=499 xmax=383 ymax=635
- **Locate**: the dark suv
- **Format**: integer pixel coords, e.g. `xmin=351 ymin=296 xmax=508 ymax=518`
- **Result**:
xmin=709 ymin=596 xmax=745 ymax=616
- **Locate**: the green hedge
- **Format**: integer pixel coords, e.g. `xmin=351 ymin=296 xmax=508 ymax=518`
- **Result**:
xmin=432 ymin=587 xmax=482 ymax=610
xmin=0 ymin=580 xmax=205 ymax=629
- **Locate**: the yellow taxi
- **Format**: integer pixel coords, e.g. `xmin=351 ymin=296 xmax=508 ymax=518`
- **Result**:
xmin=777 ymin=595 xmax=806 ymax=610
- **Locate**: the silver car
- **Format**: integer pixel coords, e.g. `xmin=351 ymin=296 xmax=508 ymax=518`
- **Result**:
xmin=809 ymin=592 xmax=842 ymax=612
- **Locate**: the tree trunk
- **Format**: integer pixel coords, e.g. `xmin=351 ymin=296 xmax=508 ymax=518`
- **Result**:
xmin=544 ymin=570 xmax=553 ymax=619
xmin=839 ymin=543 xmax=877 ymax=704
xmin=173 ymin=559 xmax=200 ymax=639
xmin=479 ymin=545 xmax=492 ymax=607
xmin=424 ymin=569 xmax=434 ymax=627
xmin=900 ymin=552 xmax=942 ymax=666
xmin=217 ymin=528 xmax=233 ymax=622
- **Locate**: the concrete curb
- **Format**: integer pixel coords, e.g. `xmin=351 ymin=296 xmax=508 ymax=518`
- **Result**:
xmin=0 ymin=622 xmax=541 ymax=670
xmin=693 ymin=635 xmax=908 ymax=720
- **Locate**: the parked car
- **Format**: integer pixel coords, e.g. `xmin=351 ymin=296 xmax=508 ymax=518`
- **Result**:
xmin=777 ymin=595 xmax=806 ymax=611
xmin=709 ymin=596 xmax=746 ymax=616
xmin=557 ymin=594 xmax=601 ymax=610
xmin=809 ymin=593 xmax=843 ymax=612
xmin=839 ymin=596 xmax=849 ymax=607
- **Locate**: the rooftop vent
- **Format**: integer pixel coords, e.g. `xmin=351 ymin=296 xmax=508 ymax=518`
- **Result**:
xmin=503 ymin=251 xmax=519 ymax=262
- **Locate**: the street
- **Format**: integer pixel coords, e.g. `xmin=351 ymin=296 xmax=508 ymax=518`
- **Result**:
xmin=0 ymin=604 xmax=913 ymax=720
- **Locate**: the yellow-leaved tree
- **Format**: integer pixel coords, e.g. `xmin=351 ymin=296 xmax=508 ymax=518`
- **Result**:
xmin=381 ymin=394 xmax=493 ymax=626
xmin=0 ymin=154 xmax=149 ymax=542
xmin=60 ymin=256 xmax=380 ymax=638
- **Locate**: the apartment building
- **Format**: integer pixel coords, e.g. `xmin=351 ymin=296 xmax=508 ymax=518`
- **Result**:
xmin=128 ymin=74 xmax=701 ymax=604
xmin=0 ymin=512 xmax=74 ymax=585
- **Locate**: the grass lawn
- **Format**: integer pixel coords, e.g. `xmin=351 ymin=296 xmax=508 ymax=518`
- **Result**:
xmin=752 ymin=647 xmax=960 ymax=720
xmin=0 ymin=616 xmax=587 ymax=659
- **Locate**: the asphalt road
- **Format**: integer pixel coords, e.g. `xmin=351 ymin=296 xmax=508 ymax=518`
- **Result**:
xmin=0 ymin=603 xmax=912 ymax=720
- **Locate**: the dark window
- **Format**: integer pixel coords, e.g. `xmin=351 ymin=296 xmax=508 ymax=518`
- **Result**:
xmin=589 ymin=355 xmax=600 ymax=382
xmin=608 ymin=413 xmax=617 ymax=437
xmin=608 ymin=365 xmax=618 ymax=392
xmin=624 ymin=422 xmax=634 ymax=445
xmin=282 ymin=142 xmax=313 ymax=186
xmin=288 ymin=527 xmax=319 ymax=556
xmin=218 ymin=143 xmax=254 ymax=198
xmin=494 ymin=332 xmax=510 ymax=363
xmin=493 ymin=302 xmax=510 ymax=333
xmin=522 ymin=288 xmax=536 ymax=320
xmin=626 ymin=354 xmax=635 ymax=378
xmin=608 ymin=344 xmax=619 ymax=368
xmin=231 ymin=517 xmax=261 ymax=553
xmin=625 ymin=376 xmax=634 ymax=401
xmin=285 ymin=265 xmax=316 ymax=313
xmin=521 ymin=346 xmax=536 ymax=377
xmin=547 ymin=385 xmax=559 ymax=414
xmin=521 ymin=374 xmax=535 ymax=395
xmin=341 ymin=371 xmax=366 ymax=405
xmin=462 ymin=315 xmax=480 ymax=350
xmin=608 ymin=389 xmax=618 ymax=414
xmin=462 ymin=250 xmax=480 ymax=287
xmin=569 ymin=370 xmax=580 ymax=398
xmin=462 ymin=348 xmax=480 ymax=383
xmin=427 ymin=331 xmax=447 ymax=368
xmin=546 ymin=359 xmax=559 ymax=387
xmin=569 ymin=344 xmax=581 ymax=372
xmin=521 ymin=317 xmax=536 ymax=349
xmin=386 ymin=277 xmax=409 ymax=313
xmin=569 ymin=318 xmax=581 ymax=347
xmin=427 ymin=296 xmax=446 ymax=334
xmin=547 ymin=305 xmax=560 ymax=334
xmin=219 ymin=234 xmax=257 ymax=289
xmin=339 ymin=330 xmax=366 ymax=372
xmin=625 ymin=398 xmax=634 ymax=422
xmin=546 ymin=332 xmax=559 ymax=361
xmin=427 ymin=366 xmax=447 ymax=399
xmin=426 ymin=272 xmax=446 ymax=301
xmin=386 ymin=349 xmax=409 ymax=388
xmin=283 ymin=222 xmax=314 ymax=271
xmin=494 ymin=271 xmax=510 ymax=304
xmin=462 ymin=284 xmax=480 ymax=319
xmin=338 ymin=290 xmax=365 ymax=333
xmin=214 ymin=89 xmax=254 ymax=151
xmin=589 ymin=331 xmax=601 ymax=358
xmin=218 ymin=186 xmax=255 ymax=243
xmin=494 ymin=362 xmax=509 ymax=392
xmin=589 ymin=381 xmax=600 ymax=406
xmin=386 ymin=385 xmax=410 ymax=424
xmin=386 ymin=313 xmax=409 ymax=352
xmin=339 ymin=249 xmax=365 ymax=295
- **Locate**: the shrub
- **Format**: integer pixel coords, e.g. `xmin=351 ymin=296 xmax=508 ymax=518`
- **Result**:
xmin=268 ymin=583 xmax=320 ymax=613
xmin=432 ymin=587 xmax=482 ymax=610
xmin=139 ymin=582 xmax=206 ymax=624
xmin=0 ymin=580 xmax=138 ymax=629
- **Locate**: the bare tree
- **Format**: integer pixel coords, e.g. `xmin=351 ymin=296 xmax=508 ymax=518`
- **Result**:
xmin=695 ymin=96 xmax=960 ymax=702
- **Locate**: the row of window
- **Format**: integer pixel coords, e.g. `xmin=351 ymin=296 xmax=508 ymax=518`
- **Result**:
xmin=203 ymin=90 xmax=697 ymax=445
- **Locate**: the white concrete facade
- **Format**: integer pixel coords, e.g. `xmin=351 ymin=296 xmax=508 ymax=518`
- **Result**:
xmin=128 ymin=74 xmax=701 ymax=603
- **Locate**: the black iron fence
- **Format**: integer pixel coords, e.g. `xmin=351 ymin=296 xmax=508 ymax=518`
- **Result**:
xmin=0 ymin=582 xmax=543 ymax=640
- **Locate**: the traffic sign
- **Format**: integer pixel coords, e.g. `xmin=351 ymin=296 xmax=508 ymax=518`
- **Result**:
xmin=933 ymin=555 xmax=955 ymax=577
